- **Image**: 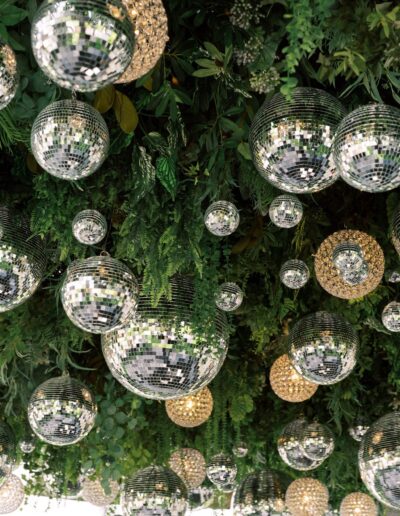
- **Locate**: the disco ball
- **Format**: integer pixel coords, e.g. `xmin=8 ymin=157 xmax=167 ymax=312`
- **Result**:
xmin=249 ymin=87 xmax=345 ymax=193
xmin=72 ymin=210 xmax=107 ymax=245
xmin=333 ymin=242 xmax=365 ymax=274
xmin=280 ymin=260 xmax=310 ymax=289
xmin=31 ymin=100 xmax=109 ymax=181
xmin=165 ymin=387 xmax=213 ymax=428
xmin=359 ymin=412 xmax=400 ymax=509
xmin=277 ymin=419 xmax=324 ymax=471
xmin=31 ymin=0 xmax=134 ymax=92
xmin=215 ymin=282 xmax=243 ymax=312
xmin=206 ymin=454 xmax=237 ymax=490
xmin=18 ymin=435 xmax=35 ymax=454
xmin=102 ymin=276 xmax=228 ymax=400
xmin=340 ymin=492 xmax=377 ymax=516
xmin=288 ymin=311 xmax=358 ymax=385
xmin=61 ymin=255 xmax=138 ymax=334
xmin=285 ymin=478 xmax=329 ymax=516
xmin=382 ymin=302 xmax=400 ymax=332
xmin=269 ymin=354 xmax=318 ymax=403
xmin=204 ymin=201 xmax=240 ymax=237
xmin=0 ymin=423 xmax=16 ymax=484
xmin=121 ymin=466 xmax=188 ymax=516
xmin=349 ymin=417 xmax=370 ymax=442
xmin=168 ymin=448 xmax=206 ymax=489
xmin=0 ymin=43 xmax=17 ymax=110
xmin=81 ymin=477 xmax=119 ymax=507
xmin=386 ymin=270 xmax=400 ymax=284
xmin=269 ymin=194 xmax=303 ymax=229
xmin=117 ymin=0 xmax=169 ymax=83
xmin=301 ymin=421 xmax=334 ymax=461
xmin=233 ymin=442 xmax=248 ymax=458
xmin=27 ymin=376 xmax=97 ymax=446
xmin=333 ymin=104 xmax=400 ymax=192
xmin=0 ymin=475 xmax=24 ymax=514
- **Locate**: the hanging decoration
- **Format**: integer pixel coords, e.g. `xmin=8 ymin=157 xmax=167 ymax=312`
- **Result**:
xmin=18 ymin=437 xmax=35 ymax=454
xmin=382 ymin=302 xmax=400 ymax=332
xmin=165 ymin=387 xmax=213 ymax=428
xmin=232 ymin=442 xmax=248 ymax=458
xmin=168 ymin=448 xmax=206 ymax=489
xmin=80 ymin=477 xmax=119 ymax=507
xmin=0 ymin=43 xmax=17 ymax=110
xmin=72 ymin=210 xmax=108 ymax=246
xmin=0 ymin=475 xmax=24 ymax=514
xmin=269 ymin=194 xmax=303 ymax=229
xmin=300 ymin=421 xmax=335 ymax=461
xmin=204 ymin=201 xmax=240 ymax=237
xmin=27 ymin=376 xmax=97 ymax=446
xmin=285 ymin=478 xmax=329 ymax=516
xmin=279 ymin=259 xmax=310 ymax=289
xmin=339 ymin=492 xmax=377 ymax=516
xmin=215 ymin=282 xmax=244 ymax=312
xmin=0 ymin=423 xmax=15 ymax=484
xmin=269 ymin=354 xmax=318 ymax=403
xmin=206 ymin=453 xmax=237 ymax=490
xmin=348 ymin=417 xmax=370 ymax=442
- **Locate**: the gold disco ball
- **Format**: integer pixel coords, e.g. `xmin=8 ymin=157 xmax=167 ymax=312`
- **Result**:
xmin=165 ymin=387 xmax=213 ymax=428
xmin=340 ymin=492 xmax=377 ymax=516
xmin=285 ymin=477 xmax=329 ymax=516
xmin=269 ymin=354 xmax=318 ymax=403
xmin=169 ymin=448 xmax=206 ymax=489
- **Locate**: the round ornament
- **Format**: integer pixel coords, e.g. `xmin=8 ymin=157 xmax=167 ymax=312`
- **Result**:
xmin=121 ymin=466 xmax=188 ymax=516
xmin=165 ymin=387 xmax=213 ymax=428
xmin=0 ymin=43 xmax=17 ymax=110
xmin=359 ymin=412 xmax=400 ymax=509
xmin=269 ymin=354 xmax=318 ymax=403
xmin=215 ymin=282 xmax=243 ymax=312
xmin=27 ymin=376 xmax=97 ymax=446
xmin=0 ymin=475 xmax=24 ymax=514
xmin=269 ymin=194 xmax=303 ymax=228
xmin=61 ymin=255 xmax=138 ymax=334
xmin=333 ymin=104 xmax=400 ymax=192
xmin=285 ymin=478 xmax=329 ymax=516
xmin=349 ymin=417 xmax=370 ymax=443
xmin=386 ymin=270 xmax=400 ymax=284
xmin=72 ymin=210 xmax=107 ymax=245
xmin=249 ymin=87 xmax=345 ymax=193
xmin=102 ymin=276 xmax=228 ymax=400
xmin=204 ymin=201 xmax=240 ymax=237
xmin=280 ymin=260 xmax=310 ymax=289
xmin=206 ymin=454 xmax=237 ymax=490
xmin=0 ymin=423 xmax=16 ymax=483
xmin=168 ymin=449 xmax=206 ymax=489
xmin=31 ymin=0 xmax=134 ymax=92
xmin=382 ymin=302 xmax=400 ymax=332
xmin=278 ymin=419 xmax=324 ymax=471
xmin=333 ymin=242 xmax=365 ymax=275
xmin=301 ymin=421 xmax=334 ymax=461
xmin=18 ymin=436 xmax=35 ymax=454
xmin=31 ymin=99 xmax=109 ymax=181
xmin=339 ymin=492 xmax=377 ymax=516
xmin=117 ymin=0 xmax=169 ymax=83
xmin=233 ymin=442 xmax=248 ymax=458
xmin=81 ymin=477 xmax=119 ymax=507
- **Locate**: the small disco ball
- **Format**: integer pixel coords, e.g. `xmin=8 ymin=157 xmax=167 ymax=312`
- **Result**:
xmin=215 ymin=282 xmax=243 ymax=312
xmin=288 ymin=311 xmax=358 ymax=385
xmin=27 ymin=376 xmax=97 ymax=446
xmin=61 ymin=255 xmax=138 ymax=334
xmin=117 ymin=0 xmax=169 ymax=83
xmin=81 ymin=477 xmax=119 ymax=507
xmin=249 ymin=87 xmax=345 ymax=194
xmin=280 ymin=260 xmax=310 ymax=289
xmin=285 ymin=478 xmax=329 ymax=516
xmin=233 ymin=442 xmax=248 ymax=458
xmin=341 ymin=262 xmax=369 ymax=286
xmin=102 ymin=276 xmax=228 ymax=400
xmin=349 ymin=417 xmax=370 ymax=442
xmin=204 ymin=201 xmax=240 ymax=237
xmin=340 ymin=492 xmax=377 ymax=516
xmin=121 ymin=466 xmax=188 ymax=516
xmin=277 ymin=419 xmax=324 ymax=471
xmin=31 ymin=0 xmax=134 ymax=92
xmin=206 ymin=454 xmax=237 ymax=490
xmin=168 ymin=448 xmax=206 ymax=489
xmin=18 ymin=437 xmax=35 ymax=454
xmin=269 ymin=194 xmax=303 ymax=229
xmin=0 ymin=43 xmax=18 ymax=110
xmin=0 ymin=207 xmax=46 ymax=313
xmin=301 ymin=421 xmax=334 ymax=461
xmin=359 ymin=412 xmax=400 ymax=509
xmin=333 ymin=241 xmax=365 ymax=274
xmin=72 ymin=210 xmax=107 ymax=245
xmin=333 ymin=104 xmax=400 ymax=193
xmin=0 ymin=423 xmax=16 ymax=484
xmin=269 ymin=354 xmax=318 ymax=403
xmin=31 ymin=99 xmax=109 ymax=181
xmin=165 ymin=387 xmax=213 ymax=428
xmin=0 ymin=475 xmax=24 ymax=514
xmin=386 ymin=270 xmax=400 ymax=284
xmin=382 ymin=302 xmax=400 ymax=332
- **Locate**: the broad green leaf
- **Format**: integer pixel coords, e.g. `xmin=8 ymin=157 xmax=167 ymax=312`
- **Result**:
xmin=94 ymin=85 xmax=115 ymax=114
xmin=0 ymin=6 xmax=28 ymax=26
xmin=156 ymin=156 xmax=177 ymax=198
xmin=203 ymin=42 xmax=223 ymax=61
xmin=238 ymin=142 xmax=252 ymax=160
xmin=193 ymin=68 xmax=219 ymax=78
xmin=113 ymin=91 xmax=139 ymax=133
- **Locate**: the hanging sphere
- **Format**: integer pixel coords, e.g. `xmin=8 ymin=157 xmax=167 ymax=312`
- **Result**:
xmin=0 ymin=423 xmax=16 ymax=485
xmin=349 ymin=417 xmax=370 ymax=442
xmin=340 ymin=492 xmax=377 ymax=516
xmin=206 ymin=453 xmax=237 ymax=490
xmin=0 ymin=43 xmax=17 ymax=110
xmin=269 ymin=354 xmax=318 ymax=403
xmin=382 ymin=302 xmax=400 ymax=332
xmin=27 ymin=376 xmax=97 ymax=446
xmin=359 ymin=412 xmax=400 ymax=509
xmin=333 ymin=242 xmax=365 ymax=274
xmin=280 ymin=260 xmax=310 ymax=289
xmin=102 ymin=276 xmax=228 ymax=400
xmin=333 ymin=104 xmax=400 ymax=193
xmin=204 ymin=201 xmax=240 ymax=237
xmin=81 ymin=477 xmax=119 ymax=507
xmin=288 ymin=311 xmax=358 ymax=385
xmin=215 ymin=282 xmax=243 ymax=311
xmin=31 ymin=100 xmax=109 ymax=181
xmin=249 ymin=87 xmax=345 ymax=193
xmin=121 ymin=466 xmax=188 ymax=516
xmin=285 ymin=478 xmax=329 ymax=516
xmin=277 ymin=419 xmax=324 ymax=471
xmin=0 ymin=475 xmax=24 ymax=514
xmin=386 ymin=270 xmax=400 ymax=284
xmin=31 ymin=0 xmax=134 ymax=92
xmin=18 ymin=437 xmax=35 ymax=454
xmin=61 ymin=255 xmax=138 ymax=334
xmin=232 ymin=442 xmax=248 ymax=458
xmin=301 ymin=421 xmax=335 ymax=461
xmin=165 ymin=387 xmax=213 ymax=428
xmin=269 ymin=194 xmax=303 ymax=229
xmin=72 ymin=210 xmax=107 ymax=245
xmin=168 ymin=449 xmax=206 ymax=490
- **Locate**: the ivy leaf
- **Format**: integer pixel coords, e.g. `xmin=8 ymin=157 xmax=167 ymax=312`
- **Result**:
xmin=113 ymin=91 xmax=139 ymax=133
xmin=94 ymin=85 xmax=115 ymax=114
xmin=156 ymin=156 xmax=177 ymax=199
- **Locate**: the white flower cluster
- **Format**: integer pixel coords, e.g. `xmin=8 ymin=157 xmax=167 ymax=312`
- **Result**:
xmin=234 ymin=35 xmax=263 ymax=66
xmin=250 ymin=67 xmax=280 ymax=94
xmin=229 ymin=0 xmax=262 ymax=30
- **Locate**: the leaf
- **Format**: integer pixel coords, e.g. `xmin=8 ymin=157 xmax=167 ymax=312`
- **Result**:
xmin=229 ymin=394 xmax=254 ymax=422
xmin=26 ymin=153 xmax=39 ymax=174
xmin=238 ymin=142 xmax=252 ymax=160
xmin=203 ymin=42 xmax=224 ymax=61
xmin=113 ymin=91 xmax=139 ymax=133
xmin=192 ymin=68 xmax=220 ymax=78
xmin=93 ymin=85 xmax=115 ymax=114
xmin=0 ymin=6 xmax=28 ymax=26
xmin=156 ymin=156 xmax=177 ymax=198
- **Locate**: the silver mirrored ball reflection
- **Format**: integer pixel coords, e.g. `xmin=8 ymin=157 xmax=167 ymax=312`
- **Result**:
xmin=280 ymin=260 xmax=309 ymax=289
xmin=72 ymin=210 xmax=107 ymax=245
xmin=278 ymin=419 xmax=324 ymax=471
xmin=233 ymin=441 xmax=248 ymax=458
xmin=269 ymin=194 xmax=303 ymax=229
xmin=215 ymin=282 xmax=243 ymax=312
xmin=301 ymin=421 xmax=334 ymax=461
xmin=382 ymin=302 xmax=400 ymax=332
xmin=333 ymin=242 xmax=364 ymax=274
xmin=204 ymin=201 xmax=240 ymax=237
xmin=206 ymin=453 xmax=237 ymax=490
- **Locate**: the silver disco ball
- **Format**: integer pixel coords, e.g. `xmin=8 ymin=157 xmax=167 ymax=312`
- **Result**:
xmin=204 ymin=201 xmax=240 ymax=237
xmin=0 ymin=475 xmax=24 ymax=514
xmin=102 ymin=276 xmax=228 ymax=400
xmin=81 ymin=477 xmax=119 ymax=507
xmin=0 ymin=43 xmax=18 ymax=110
xmin=19 ymin=438 xmax=35 ymax=454
xmin=0 ymin=207 xmax=46 ymax=312
xmin=382 ymin=302 xmax=400 ymax=332
xmin=121 ymin=466 xmax=188 ymax=516
xmin=288 ymin=311 xmax=358 ymax=385
xmin=233 ymin=441 xmax=248 ymax=458
xmin=269 ymin=194 xmax=303 ymax=229
xmin=72 ymin=210 xmax=107 ymax=245
xmin=206 ymin=453 xmax=237 ymax=490
xmin=333 ymin=104 xmax=400 ymax=192
xmin=280 ymin=259 xmax=309 ymax=289
xmin=31 ymin=100 xmax=109 ymax=181
xmin=0 ymin=423 xmax=16 ymax=485
xmin=386 ymin=270 xmax=400 ymax=284
xmin=61 ymin=255 xmax=138 ymax=334
xmin=31 ymin=0 xmax=134 ymax=92
xmin=301 ymin=421 xmax=334 ymax=461
xmin=277 ymin=419 xmax=324 ymax=471
xmin=27 ymin=376 xmax=97 ymax=446
xmin=249 ymin=87 xmax=346 ymax=193
xmin=341 ymin=262 xmax=369 ymax=286
xmin=349 ymin=417 xmax=370 ymax=442
xmin=359 ymin=412 xmax=400 ymax=509
xmin=333 ymin=242 xmax=364 ymax=274
xmin=215 ymin=282 xmax=243 ymax=312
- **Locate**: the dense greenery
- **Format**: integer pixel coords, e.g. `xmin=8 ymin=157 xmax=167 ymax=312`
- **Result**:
xmin=1 ymin=0 xmax=400 ymax=512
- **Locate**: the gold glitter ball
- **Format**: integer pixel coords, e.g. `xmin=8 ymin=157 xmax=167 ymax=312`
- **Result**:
xmin=165 ymin=387 xmax=213 ymax=427
xmin=285 ymin=478 xmax=329 ymax=516
xmin=340 ymin=492 xmax=377 ymax=516
xmin=81 ymin=477 xmax=119 ymax=507
xmin=169 ymin=448 xmax=206 ymax=489
xmin=0 ymin=43 xmax=18 ymax=110
xmin=269 ymin=354 xmax=318 ymax=403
